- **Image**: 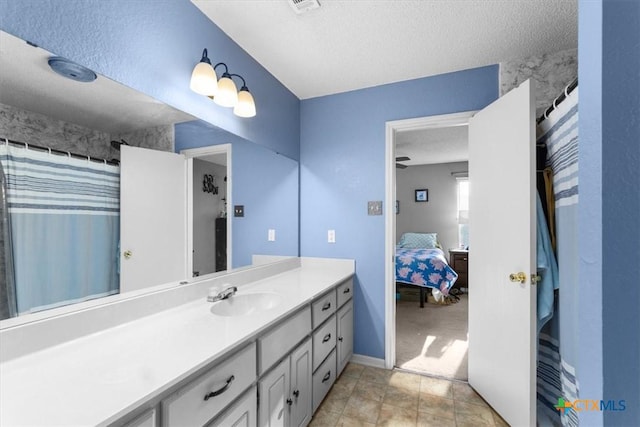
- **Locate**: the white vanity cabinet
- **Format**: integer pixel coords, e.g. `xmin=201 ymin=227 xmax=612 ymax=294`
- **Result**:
xmin=258 ymin=338 xmax=312 ymax=427
xmin=336 ymin=299 xmax=354 ymax=376
xmin=161 ymin=343 xmax=257 ymax=426
xmin=208 ymin=387 xmax=257 ymax=427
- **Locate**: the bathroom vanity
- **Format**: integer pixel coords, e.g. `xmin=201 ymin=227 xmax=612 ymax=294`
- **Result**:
xmin=0 ymin=257 xmax=354 ymax=426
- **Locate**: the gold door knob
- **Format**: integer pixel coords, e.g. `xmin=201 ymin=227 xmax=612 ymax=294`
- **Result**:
xmin=509 ymin=272 xmax=527 ymax=284
xmin=123 ymin=250 xmax=133 ymax=260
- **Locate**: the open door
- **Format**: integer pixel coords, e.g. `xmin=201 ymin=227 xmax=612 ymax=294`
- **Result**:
xmin=120 ymin=145 xmax=187 ymax=293
xmin=468 ymin=80 xmax=536 ymax=426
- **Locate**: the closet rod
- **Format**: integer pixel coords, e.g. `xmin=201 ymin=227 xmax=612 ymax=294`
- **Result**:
xmin=536 ymin=78 xmax=578 ymax=125
xmin=2 ymin=137 xmax=119 ymax=166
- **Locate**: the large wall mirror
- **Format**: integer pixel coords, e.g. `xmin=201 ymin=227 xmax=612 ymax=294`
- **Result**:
xmin=0 ymin=30 xmax=299 ymax=323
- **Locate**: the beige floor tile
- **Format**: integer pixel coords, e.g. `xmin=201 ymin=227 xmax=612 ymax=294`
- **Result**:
xmin=342 ymin=363 xmax=366 ymax=379
xmin=455 ymin=400 xmax=495 ymax=426
xmin=383 ymin=385 xmax=419 ymax=411
xmin=319 ymin=392 xmax=350 ymax=414
xmin=452 ymin=382 xmax=489 ymax=407
xmin=376 ymin=403 xmax=418 ymax=426
xmin=492 ymin=410 xmax=510 ymax=427
xmin=341 ymin=395 xmax=382 ymax=424
xmin=388 ymin=371 xmax=422 ymax=393
xmin=360 ymin=366 xmax=393 ymax=385
xmin=352 ymin=379 xmax=386 ymax=402
xmin=335 ymin=415 xmax=376 ymax=427
xmin=310 ymin=408 xmax=341 ymax=427
xmin=417 ymin=411 xmax=456 ymax=427
xmin=333 ymin=375 xmax=359 ymax=398
xmin=418 ymin=392 xmax=455 ymax=420
xmin=419 ymin=376 xmax=454 ymax=399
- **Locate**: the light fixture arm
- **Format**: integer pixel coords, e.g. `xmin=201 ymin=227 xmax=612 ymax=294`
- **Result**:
xmin=229 ymin=73 xmax=249 ymax=90
xmin=213 ymin=62 xmax=231 ymax=77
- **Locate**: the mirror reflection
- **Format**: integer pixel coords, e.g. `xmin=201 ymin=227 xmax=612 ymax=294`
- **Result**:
xmin=0 ymin=30 xmax=299 ymax=322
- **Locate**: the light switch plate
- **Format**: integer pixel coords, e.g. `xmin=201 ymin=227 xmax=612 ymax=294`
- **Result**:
xmin=234 ymin=205 xmax=244 ymax=217
xmin=368 ymin=201 xmax=383 ymax=215
xmin=328 ymin=229 xmax=336 ymax=243
xmin=268 ymin=229 xmax=276 ymax=241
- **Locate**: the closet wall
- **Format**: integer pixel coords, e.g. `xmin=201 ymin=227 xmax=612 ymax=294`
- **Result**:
xmin=500 ymin=48 xmax=577 ymax=116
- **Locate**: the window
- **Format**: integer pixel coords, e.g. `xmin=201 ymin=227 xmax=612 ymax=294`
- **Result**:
xmin=457 ymin=178 xmax=469 ymax=249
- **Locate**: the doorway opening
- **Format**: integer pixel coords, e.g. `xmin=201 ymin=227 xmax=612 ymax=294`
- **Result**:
xmin=181 ymin=144 xmax=232 ymax=278
xmin=384 ymin=112 xmax=474 ymax=381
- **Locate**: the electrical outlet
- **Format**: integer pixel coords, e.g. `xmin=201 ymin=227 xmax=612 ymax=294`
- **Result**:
xmin=328 ymin=229 xmax=336 ymax=243
xmin=368 ymin=201 xmax=383 ymax=215
xmin=234 ymin=205 xmax=244 ymax=217
xmin=268 ymin=229 xmax=276 ymax=241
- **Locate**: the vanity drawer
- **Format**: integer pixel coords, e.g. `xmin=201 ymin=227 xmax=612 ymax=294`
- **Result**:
xmin=312 ymin=315 xmax=337 ymax=371
xmin=259 ymin=306 xmax=311 ymax=374
xmin=207 ymin=386 xmax=257 ymax=427
xmin=162 ymin=342 xmax=257 ymax=427
xmin=336 ymin=278 xmax=353 ymax=308
xmin=311 ymin=291 xmax=336 ymax=329
xmin=312 ymin=349 xmax=337 ymax=413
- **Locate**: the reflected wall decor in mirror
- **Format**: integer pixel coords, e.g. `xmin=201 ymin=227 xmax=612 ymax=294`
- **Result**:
xmin=0 ymin=30 xmax=299 ymax=323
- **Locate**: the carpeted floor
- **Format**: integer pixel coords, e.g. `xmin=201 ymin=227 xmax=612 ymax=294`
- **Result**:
xmin=395 ymin=292 xmax=469 ymax=380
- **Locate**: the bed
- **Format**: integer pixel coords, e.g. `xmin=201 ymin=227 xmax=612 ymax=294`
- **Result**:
xmin=395 ymin=233 xmax=458 ymax=308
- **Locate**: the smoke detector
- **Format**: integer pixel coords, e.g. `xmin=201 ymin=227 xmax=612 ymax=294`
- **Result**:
xmin=288 ymin=0 xmax=321 ymax=15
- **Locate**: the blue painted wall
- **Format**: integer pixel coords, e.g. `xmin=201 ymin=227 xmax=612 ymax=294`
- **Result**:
xmin=300 ymin=67 xmax=498 ymax=358
xmin=600 ymin=0 xmax=640 ymax=424
xmin=175 ymin=121 xmax=300 ymax=268
xmin=0 ymin=0 xmax=300 ymax=160
xmin=578 ymin=1 xmax=604 ymax=425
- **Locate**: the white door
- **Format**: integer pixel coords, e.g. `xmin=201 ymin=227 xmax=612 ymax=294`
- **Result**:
xmin=468 ymin=80 xmax=536 ymax=426
xmin=120 ymin=145 xmax=187 ymax=293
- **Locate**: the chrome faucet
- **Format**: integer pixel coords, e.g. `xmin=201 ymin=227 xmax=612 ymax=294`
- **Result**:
xmin=207 ymin=286 xmax=238 ymax=302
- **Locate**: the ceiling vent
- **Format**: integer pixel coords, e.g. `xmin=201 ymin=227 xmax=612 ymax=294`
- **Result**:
xmin=288 ymin=0 xmax=321 ymax=15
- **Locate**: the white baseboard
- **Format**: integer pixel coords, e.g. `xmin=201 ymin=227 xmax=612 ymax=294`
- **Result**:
xmin=350 ymin=353 xmax=387 ymax=369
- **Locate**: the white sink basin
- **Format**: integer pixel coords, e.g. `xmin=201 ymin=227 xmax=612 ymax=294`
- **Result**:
xmin=210 ymin=292 xmax=282 ymax=317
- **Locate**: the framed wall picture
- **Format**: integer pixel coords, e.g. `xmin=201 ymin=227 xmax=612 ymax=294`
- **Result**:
xmin=415 ymin=189 xmax=428 ymax=202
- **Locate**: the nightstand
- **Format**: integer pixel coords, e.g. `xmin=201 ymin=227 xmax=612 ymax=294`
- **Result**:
xmin=449 ymin=249 xmax=469 ymax=289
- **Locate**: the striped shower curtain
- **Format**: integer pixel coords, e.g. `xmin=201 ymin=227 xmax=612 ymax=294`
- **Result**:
xmin=0 ymin=143 xmax=120 ymax=314
xmin=536 ymin=88 xmax=580 ymax=426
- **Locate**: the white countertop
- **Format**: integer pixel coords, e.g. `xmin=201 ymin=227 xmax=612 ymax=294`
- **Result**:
xmin=0 ymin=258 xmax=354 ymax=426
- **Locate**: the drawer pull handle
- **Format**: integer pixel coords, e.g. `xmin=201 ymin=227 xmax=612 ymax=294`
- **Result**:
xmin=322 ymin=371 xmax=331 ymax=383
xmin=338 ymin=336 xmax=343 ymax=342
xmin=293 ymin=389 xmax=300 ymax=398
xmin=286 ymin=398 xmax=293 ymax=406
xmin=343 ymin=288 xmax=350 ymax=294
xmin=203 ymin=375 xmax=235 ymax=401
xmin=322 ymin=302 xmax=331 ymax=311
xmin=322 ymin=333 xmax=332 ymax=343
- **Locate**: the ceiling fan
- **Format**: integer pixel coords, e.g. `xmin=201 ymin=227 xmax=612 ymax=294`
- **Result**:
xmin=396 ymin=156 xmax=410 ymax=169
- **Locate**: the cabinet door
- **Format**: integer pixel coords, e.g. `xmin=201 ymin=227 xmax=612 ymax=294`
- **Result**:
xmin=259 ymin=358 xmax=289 ymax=427
xmin=289 ymin=339 xmax=312 ymax=427
xmin=336 ymin=300 xmax=354 ymax=376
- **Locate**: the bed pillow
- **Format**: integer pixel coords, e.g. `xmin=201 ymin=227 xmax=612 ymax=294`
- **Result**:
xmin=398 ymin=232 xmax=438 ymax=249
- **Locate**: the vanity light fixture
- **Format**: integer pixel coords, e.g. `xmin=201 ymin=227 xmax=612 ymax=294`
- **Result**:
xmin=190 ymin=48 xmax=256 ymax=118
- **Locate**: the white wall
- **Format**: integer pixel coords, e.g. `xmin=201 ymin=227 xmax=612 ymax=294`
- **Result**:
xmin=396 ymin=161 xmax=467 ymax=255
xmin=192 ymin=158 xmax=226 ymax=276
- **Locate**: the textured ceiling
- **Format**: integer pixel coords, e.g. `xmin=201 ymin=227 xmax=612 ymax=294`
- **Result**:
xmin=396 ymin=125 xmax=469 ymax=166
xmin=192 ymin=0 xmax=578 ymax=100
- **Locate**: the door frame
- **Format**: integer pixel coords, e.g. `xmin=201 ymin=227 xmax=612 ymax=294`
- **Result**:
xmin=181 ymin=144 xmax=232 ymax=277
xmin=384 ymin=111 xmax=476 ymax=369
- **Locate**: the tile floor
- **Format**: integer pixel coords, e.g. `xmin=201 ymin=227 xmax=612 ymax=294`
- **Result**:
xmin=310 ymin=363 xmax=509 ymax=427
